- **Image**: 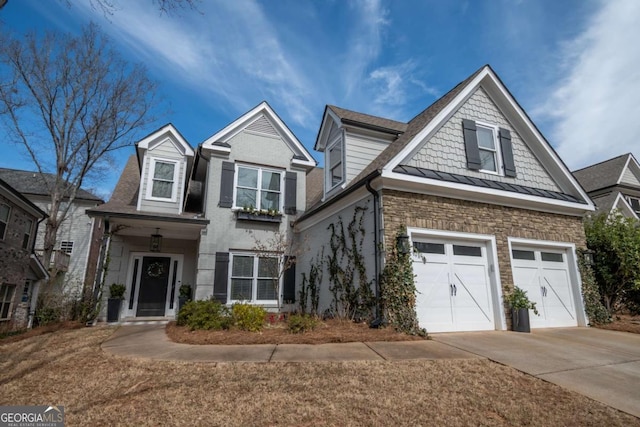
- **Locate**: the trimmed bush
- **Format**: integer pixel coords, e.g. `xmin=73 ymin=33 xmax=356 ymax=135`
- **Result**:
xmin=177 ymin=300 xmax=231 ymax=331
xmin=287 ymin=313 xmax=319 ymax=334
xmin=232 ymin=303 xmax=266 ymax=332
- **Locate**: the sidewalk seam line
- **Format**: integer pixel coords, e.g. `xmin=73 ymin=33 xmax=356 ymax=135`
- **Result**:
xmin=268 ymin=344 xmax=278 ymax=363
xmin=363 ymin=342 xmax=388 ymax=361
xmin=535 ymin=358 xmax=640 ymax=376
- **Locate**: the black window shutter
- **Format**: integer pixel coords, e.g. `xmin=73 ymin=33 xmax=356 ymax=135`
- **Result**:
xmin=282 ymin=256 xmax=296 ymax=303
xmin=462 ymin=119 xmax=481 ymax=170
xmin=213 ymin=252 xmax=229 ymax=303
xmin=219 ymin=162 xmax=235 ymax=208
xmin=499 ymin=128 xmax=517 ymax=177
xmin=284 ymin=171 xmax=297 ymax=215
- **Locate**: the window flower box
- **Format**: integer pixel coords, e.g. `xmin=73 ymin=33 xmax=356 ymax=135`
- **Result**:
xmin=235 ymin=210 xmax=282 ymax=223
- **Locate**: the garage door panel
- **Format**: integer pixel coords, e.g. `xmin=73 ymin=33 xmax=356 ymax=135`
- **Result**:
xmin=413 ymin=238 xmax=496 ymax=333
xmin=511 ymin=246 xmax=578 ymax=328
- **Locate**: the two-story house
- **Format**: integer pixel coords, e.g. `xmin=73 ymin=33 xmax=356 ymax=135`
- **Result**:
xmin=0 ymin=168 xmax=104 ymax=293
xmin=88 ymin=102 xmax=316 ymax=320
xmin=0 ymin=177 xmax=48 ymax=330
xmin=296 ymin=65 xmax=595 ymax=332
xmin=573 ymin=153 xmax=640 ymax=219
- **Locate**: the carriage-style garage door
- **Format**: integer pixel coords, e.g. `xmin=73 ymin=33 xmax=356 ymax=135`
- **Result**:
xmin=511 ymin=247 xmax=578 ymax=328
xmin=413 ymin=240 xmax=495 ymax=333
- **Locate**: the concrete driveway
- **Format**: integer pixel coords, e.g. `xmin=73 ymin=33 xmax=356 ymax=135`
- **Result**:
xmin=432 ymin=327 xmax=640 ymax=418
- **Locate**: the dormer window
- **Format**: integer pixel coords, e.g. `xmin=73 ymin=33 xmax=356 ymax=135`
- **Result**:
xmin=462 ymin=119 xmax=516 ymax=178
xmin=327 ymin=138 xmax=344 ymax=189
xmin=147 ymin=158 xmax=178 ymax=202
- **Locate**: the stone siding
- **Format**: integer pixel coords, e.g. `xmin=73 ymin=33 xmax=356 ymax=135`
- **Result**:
xmin=382 ymin=190 xmax=586 ymax=323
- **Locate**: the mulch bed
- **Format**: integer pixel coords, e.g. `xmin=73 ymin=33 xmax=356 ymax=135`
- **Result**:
xmin=596 ymin=314 xmax=640 ymax=334
xmin=166 ymin=318 xmax=427 ymax=345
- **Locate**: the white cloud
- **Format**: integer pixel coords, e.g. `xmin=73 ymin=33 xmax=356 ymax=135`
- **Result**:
xmin=544 ymin=0 xmax=640 ymax=170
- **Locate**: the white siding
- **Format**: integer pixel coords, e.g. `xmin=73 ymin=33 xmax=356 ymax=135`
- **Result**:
xmin=406 ymin=87 xmax=560 ymax=192
xmin=621 ymin=166 xmax=640 ymax=186
xmin=344 ymin=133 xmax=389 ymax=184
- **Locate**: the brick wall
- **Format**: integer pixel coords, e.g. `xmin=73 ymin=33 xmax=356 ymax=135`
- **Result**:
xmin=382 ymin=190 xmax=587 ymax=323
xmin=0 ymin=193 xmax=36 ymax=329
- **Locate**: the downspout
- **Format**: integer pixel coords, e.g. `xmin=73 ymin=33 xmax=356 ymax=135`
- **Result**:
xmin=365 ymin=178 xmax=383 ymax=327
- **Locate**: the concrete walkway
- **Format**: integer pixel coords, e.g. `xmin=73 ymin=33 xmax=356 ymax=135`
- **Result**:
xmin=102 ymin=325 xmax=640 ymax=418
xmin=431 ymin=327 xmax=640 ymax=418
xmin=101 ymin=324 xmax=481 ymax=363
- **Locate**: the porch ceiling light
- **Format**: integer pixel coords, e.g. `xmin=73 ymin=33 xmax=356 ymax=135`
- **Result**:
xmin=150 ymin=228 xmax=162 ymax=252
xmin=396 ymin=232 xmax=411 ymax=255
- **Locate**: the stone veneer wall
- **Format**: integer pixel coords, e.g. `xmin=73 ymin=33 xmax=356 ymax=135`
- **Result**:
xmin=382 ymin=190 xmax=587 ymax=323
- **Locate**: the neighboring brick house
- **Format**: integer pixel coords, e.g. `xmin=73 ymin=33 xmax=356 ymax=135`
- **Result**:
xmin=573 ymin=153 xmax=640 ymax=219
xmin=0 ymin=177 xmax=48 ymax=330
xmin=296 ymin=65 xmax=595 ymax=332
xmin=87 ymin=103 xmax=316 ymax=320
xmin=0 ymin=169 xmax=104 ymax=294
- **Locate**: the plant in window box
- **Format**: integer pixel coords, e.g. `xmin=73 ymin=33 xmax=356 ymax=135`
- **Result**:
xmin=506 ymin=286 xmax=539 ymax=333
xmin=178 ymin=284 xmax=192 ymax=313
xmin=107 ymin=283 xmax=126 ymax=323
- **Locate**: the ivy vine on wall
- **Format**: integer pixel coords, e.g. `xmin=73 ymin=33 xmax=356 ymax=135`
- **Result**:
xmin=380 ymin=227 xmax=426 ymax=336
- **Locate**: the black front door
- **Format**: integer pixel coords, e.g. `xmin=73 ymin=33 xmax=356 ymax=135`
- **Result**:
xmin=136 ymin=256 xmax=171 ymax=317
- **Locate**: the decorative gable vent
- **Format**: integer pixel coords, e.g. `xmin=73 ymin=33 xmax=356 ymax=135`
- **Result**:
xmin=246 ymin=115 xmax=279 ymax=137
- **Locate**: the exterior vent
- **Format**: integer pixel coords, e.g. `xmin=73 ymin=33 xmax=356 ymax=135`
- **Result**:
xmin=246 ymin=115 xmax=279 ymax=136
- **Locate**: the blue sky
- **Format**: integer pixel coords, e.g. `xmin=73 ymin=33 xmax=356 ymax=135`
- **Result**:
xmin=0 ymin=0 xmax=638 ymax=199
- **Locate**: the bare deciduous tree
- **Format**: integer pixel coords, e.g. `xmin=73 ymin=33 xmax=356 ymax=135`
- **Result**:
xmin=0 ymin=23 xmax=157 ymax=279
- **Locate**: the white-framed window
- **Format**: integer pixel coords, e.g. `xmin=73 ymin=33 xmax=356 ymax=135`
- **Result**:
xmin=229 ymin=253 xmax=279 ymax=303
xmin=22 ymin=219 xmax=33 ymax=250
xmin=0 ymin=203 xmax=9 ymax=241
xmin=146 ymin=158 xmax=179 ymax=202
xmin=476 ymin=123 xmax=501 ymax=174
xmin=234 ymin=165 xmax=282 ymax=212
xmin=60 ymin=241 xmax=74 ymax=254
xmin=0 ymin=284 xmax=16 ymax=320
xmin=626 ymin=196 xmax=640 ymax=213
xmin=326 ymin=138 xmax=344 ymax=189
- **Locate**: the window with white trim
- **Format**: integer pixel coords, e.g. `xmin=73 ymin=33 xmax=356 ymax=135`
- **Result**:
xmin=60 ymin=241 xmax=74 ymax=254
xmin=0 ymin=203 xmax=9 ymax=240
xmin=477 ymin=124 xmax=500 ymax=173
xmin=229 ymin=253 xmax=279 ymax=302
xmin=327 ymin=139 xmax=344 ymax=188
xmin=234 ymin=165 xmax=282 ymax=211
xmin=22 ymin=219 xmax=33 ymax=250
xmin=626 ymin=196 xmax=640 ymax=214
xmin=147 ymin=158 xmax=178 ymax=201
xmin=0 ymin=284 xmax=16 ymax=320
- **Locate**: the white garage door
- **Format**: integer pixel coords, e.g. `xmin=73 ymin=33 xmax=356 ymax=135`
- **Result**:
xmin=413 ymin=240 xmax=495 ymax=333
xmin=511 ymin=247 xmax=577 ymax=328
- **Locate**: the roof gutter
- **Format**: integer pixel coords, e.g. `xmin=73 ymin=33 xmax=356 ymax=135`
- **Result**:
xmin=341 ymin=118 xmax=405 ymax=136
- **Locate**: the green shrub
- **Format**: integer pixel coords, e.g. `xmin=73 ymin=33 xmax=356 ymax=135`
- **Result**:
xmin=177 ymin=300 xmax=231 ymax=331
xmin=109 ymin=283 xmax=126 ymax=299
xmin=287 ymin=313 xmax=319 ymax=334
xmin=232 ymin=303 xmax=266 ymax=332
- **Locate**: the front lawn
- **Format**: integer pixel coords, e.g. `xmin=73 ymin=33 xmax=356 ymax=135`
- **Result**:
xmin=1 ymin=327 xmax=638 ymax=426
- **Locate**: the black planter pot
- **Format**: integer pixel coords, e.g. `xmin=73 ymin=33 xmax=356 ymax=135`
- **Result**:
xmin=107 ymin=298 xmax=122 ymax=323
xmin=178 ymin=297 xmax=189 ymax=313
xmin=511 ymin=308 xmax=531 ymax=333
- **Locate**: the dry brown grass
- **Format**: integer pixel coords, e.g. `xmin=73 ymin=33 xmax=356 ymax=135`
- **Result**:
xmin=1 ymin=327 xmax=639 ymax=426
xmin=597 ymin=314 xmax=640 ymax=334
xmin=167 ymin=318 xmax=426 ymax=345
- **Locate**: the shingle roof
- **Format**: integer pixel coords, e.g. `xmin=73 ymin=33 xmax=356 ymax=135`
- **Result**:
xmin=327 ymin=105 xmax=408 ymax=134
xmin=0 ymin=168 xmax=103 ymax=202
xmin=305 ymin=167 xmax=324 ymax=209
xmin=590 ymin=192 xmax=619 ymax=213
xmin=572 ymin=153 xmax=631 ymax=193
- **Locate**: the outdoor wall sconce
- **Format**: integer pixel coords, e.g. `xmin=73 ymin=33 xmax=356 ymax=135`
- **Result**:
xmin=150 ymin=228 xmax=162 ymax=252
xmin=583 ymin=249 xmax=595 ymax=266
xmin=396 ymin=232 xmax=411 ymax=255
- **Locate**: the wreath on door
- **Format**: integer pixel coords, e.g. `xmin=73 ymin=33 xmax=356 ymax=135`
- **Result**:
xmin=147 ymin=262 xmax=166 ymax=278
